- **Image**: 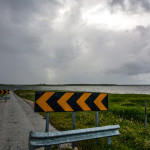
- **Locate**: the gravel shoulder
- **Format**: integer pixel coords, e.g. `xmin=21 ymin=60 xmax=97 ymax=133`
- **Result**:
xmin=0 ymin=92 xmax=56 ymax=150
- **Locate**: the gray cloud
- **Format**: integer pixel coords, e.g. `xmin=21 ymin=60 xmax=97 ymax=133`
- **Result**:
xmin=0 ymin=0 xmax=150 ymax=84
xmin=106 ymin=26 xmax=150 ymax=76
xmin=109 ymin=0 xmax=150 ymax=12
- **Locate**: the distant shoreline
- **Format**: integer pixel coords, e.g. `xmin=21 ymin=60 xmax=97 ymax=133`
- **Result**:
xmin=0 ymin=84 xmax=150 ymax=86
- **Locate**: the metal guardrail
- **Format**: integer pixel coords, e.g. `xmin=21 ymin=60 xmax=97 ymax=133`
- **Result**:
xmin=29 ymin=125 xmax=120 ymax=150
xmin=0 ymin=94 xmax=10 ymax=101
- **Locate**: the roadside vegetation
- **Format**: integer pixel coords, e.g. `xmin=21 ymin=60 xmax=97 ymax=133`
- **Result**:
xmin=15 ymin=90 xmax=150 ymax=150
xmin=15 ymin=90 xmax=35 ymax=101
xmin=0 ymin=93 xmax=5 ymax=97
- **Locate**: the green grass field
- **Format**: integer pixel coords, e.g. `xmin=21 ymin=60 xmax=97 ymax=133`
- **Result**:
xmin=15 ymin=90 xmax=150 ymax=150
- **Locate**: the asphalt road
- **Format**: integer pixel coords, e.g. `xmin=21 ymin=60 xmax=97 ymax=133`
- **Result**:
xmin=0 ymin=91 xmax=57 ymax=150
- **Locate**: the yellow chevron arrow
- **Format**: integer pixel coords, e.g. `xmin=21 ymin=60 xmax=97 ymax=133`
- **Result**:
xmin=36 ymin=92 xmax=55 ymax=112
xmin=57 ymin=93 xmax=74 ymax=111
xmin=94 ymin=93 xmax=107 ymax=110
xmin=76 ymin=93 xmax=92 ymax=111
xmin=0 ymin=90 xmax=4 ymax=94
xmin=5 ymin=90 xmax=9 ymax=94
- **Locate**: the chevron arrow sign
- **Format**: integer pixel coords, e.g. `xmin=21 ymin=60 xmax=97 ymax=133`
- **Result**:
xmin=0 ymin=90 xmax=9 ymax=95
xmin=35 ymin=91 xmax=108 ymax=112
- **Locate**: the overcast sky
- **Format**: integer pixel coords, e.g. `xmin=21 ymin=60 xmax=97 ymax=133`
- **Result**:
xmin=1 ymin=0 xmax=150 ymax=85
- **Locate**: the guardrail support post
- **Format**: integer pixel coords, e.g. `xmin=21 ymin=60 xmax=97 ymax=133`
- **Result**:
xmin=145 ymin=99 xmax=147 ymax=132
xmin=107 ymin=137 xmax=111 ymax=145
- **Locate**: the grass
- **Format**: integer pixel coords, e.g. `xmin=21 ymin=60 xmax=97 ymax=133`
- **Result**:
xmin=14 ymin=90 xmax=150 ymax=150
xmin=0 ymin=93 xmax=6 ymax=97
xmin=15 ymin=90 xmax=35 ymax=101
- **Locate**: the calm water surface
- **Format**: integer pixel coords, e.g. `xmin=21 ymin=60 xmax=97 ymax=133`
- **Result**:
xmin=0 ymin=85 xmax=150 ymax=94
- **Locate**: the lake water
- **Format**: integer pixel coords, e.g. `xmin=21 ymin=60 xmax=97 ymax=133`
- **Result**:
xmin=0 ymin=85 xmax=150 ymax=94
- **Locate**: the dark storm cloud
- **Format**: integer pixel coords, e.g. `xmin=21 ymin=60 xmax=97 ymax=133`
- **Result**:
xmin=0 ymin=0 xmax=150 ymax=84
xmin=49 ymin=25 xmax=150 ymax=84
xmin=106 ymin=26 xmax=150 ymax=77
xmin=112 ymin=45 xmax=150 ymax=76
xmin=0 ymin=0 xmax=62 ymax=84
xmin=0 ymin=0 xmax=61 ymax=53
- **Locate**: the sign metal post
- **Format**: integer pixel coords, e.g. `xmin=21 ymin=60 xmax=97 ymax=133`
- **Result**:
xmin=45 ymin=112 xmax=51 ymax=150
xmin=96 ymin=111 xmax=99 ymax=144
xmin=72 ymin=112 xmax=76 ymax=149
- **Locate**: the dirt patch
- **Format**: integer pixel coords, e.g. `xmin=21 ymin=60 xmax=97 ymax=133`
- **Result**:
xmin=23 ymin=99 xmax=34 ymax=108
